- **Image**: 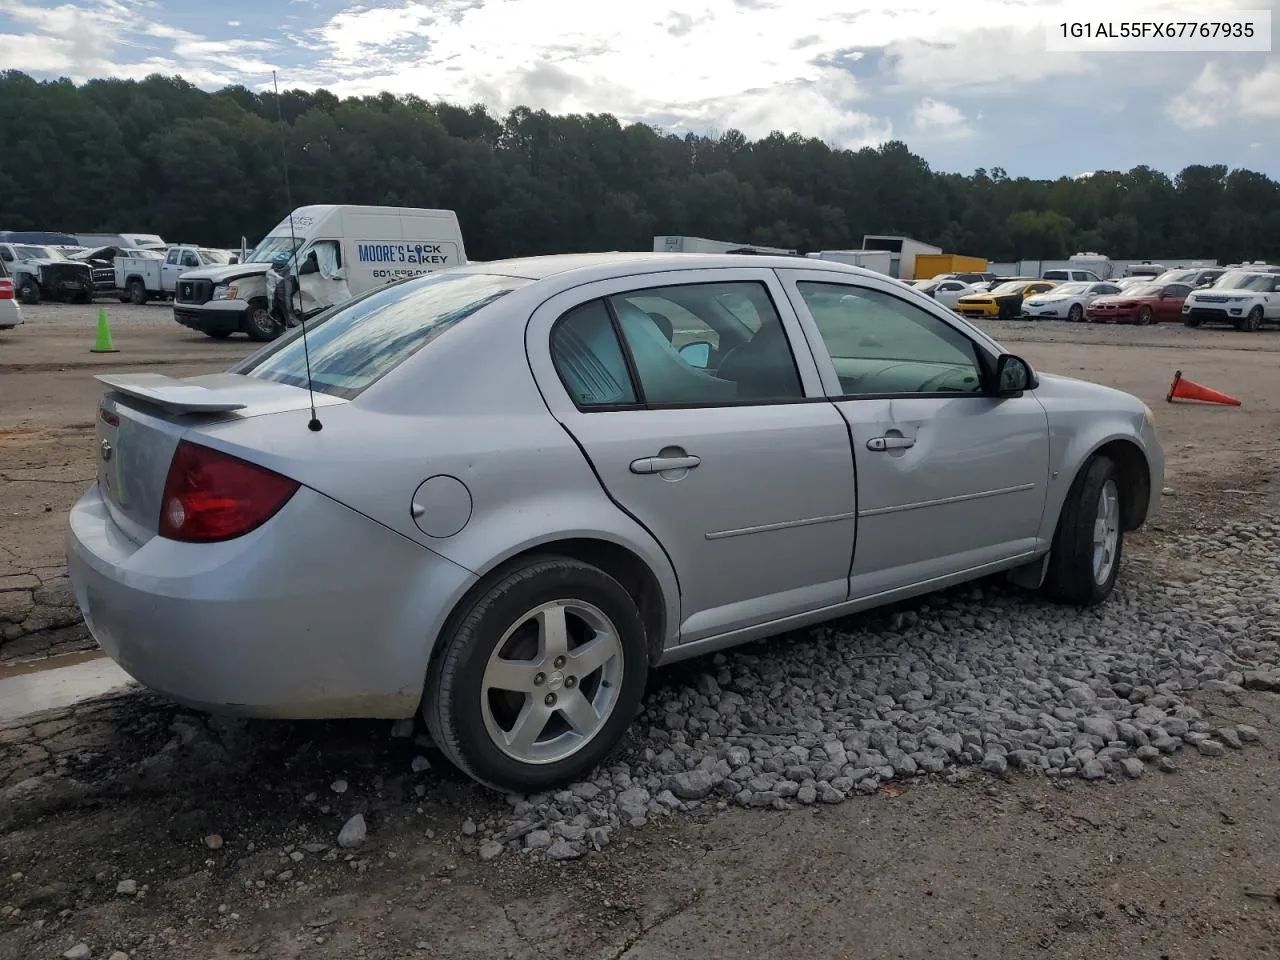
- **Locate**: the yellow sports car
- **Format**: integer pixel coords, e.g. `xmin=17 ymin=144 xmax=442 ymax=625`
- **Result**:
xmin=954 ymin=280 xmax=1057 ymax=320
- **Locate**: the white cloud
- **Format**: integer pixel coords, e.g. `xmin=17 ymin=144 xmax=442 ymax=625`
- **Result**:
xmin=911 ymin=97 xmax=973 ymax=140
xmin=228 ymin=20 xmax=241 ymax=27
xmin=0 ymin=0 xmax=278 ymax=82
xmin=1167 ymin=60 xmax=1280 ymax=128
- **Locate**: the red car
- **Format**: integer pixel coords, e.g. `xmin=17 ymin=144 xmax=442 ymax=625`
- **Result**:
xmin=1085 ymin=281 xmax=1193 ymax=324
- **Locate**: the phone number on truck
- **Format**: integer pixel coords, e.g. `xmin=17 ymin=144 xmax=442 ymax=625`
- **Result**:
xmin=371 ymin=267 xmax=445 ymax=280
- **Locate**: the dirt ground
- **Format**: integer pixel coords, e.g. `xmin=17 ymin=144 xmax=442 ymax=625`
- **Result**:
xmin=2 ymin=304 xmax=1279 ymax=960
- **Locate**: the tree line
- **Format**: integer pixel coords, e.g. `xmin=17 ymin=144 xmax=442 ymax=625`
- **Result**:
xmin=3 ymin=69 xmax=1278 ymax=264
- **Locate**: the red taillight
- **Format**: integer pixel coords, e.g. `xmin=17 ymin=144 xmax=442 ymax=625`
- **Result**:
xmin=159 ymin=440 xmax=300 ymax=542
xmin=0 ymin=279 xmax=13 ymax=300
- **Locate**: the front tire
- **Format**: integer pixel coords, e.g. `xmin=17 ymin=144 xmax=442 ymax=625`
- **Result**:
xmin=1042 ymin=454 xmax=1124 ymax=607
xmin=424 ymin=557 xmax=649 ymax=793
xmin=1136 ymin=305 xmax=1153 ymax=326
xmin=1068 ymin=303 xmax=1083 ymax=323
xmin=243 ymin=300 xmax=279 ymax=341
xmin=16 ymin=277 xmax=39 ymax=305
xmin=1239 ymin=306 xmax=1263 ymax=332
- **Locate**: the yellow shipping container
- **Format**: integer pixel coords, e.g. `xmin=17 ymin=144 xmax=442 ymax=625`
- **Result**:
xmin=913 ymin=253 xmax=988 ymax=280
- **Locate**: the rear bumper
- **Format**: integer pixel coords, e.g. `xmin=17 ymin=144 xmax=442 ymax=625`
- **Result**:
xmin=173 ymin=299 xmax=246 ymax=335
xmin=67 ymin=483 xmax=478 ymax=718
xmin=0 ymin=300 xmax=20 ymax=329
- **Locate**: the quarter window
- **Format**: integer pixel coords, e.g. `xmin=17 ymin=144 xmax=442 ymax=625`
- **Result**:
xmin=796 ymin=281 xmax=984 ymax=397
xmin=549 ymin=301 xmax=638 ymax=407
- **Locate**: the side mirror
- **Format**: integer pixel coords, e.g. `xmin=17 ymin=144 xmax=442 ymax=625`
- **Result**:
xmin=679 ymin=340 xmax=712 ymax=368
xmin=993 ymin=353 xmax=1035 ymax=395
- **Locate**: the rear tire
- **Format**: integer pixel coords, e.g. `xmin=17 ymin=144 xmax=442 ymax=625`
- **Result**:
xmin=1042 ymin=454 xmax=1124 ymax=607
xmin=127 ymin=279 xmax=147 ymax=305
xmin=424 ymin=557 xmax=649 ymax=793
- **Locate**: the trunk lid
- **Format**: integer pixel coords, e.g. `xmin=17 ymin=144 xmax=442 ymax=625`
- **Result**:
xmin=94 ymin=373 xmax=345 ymax=543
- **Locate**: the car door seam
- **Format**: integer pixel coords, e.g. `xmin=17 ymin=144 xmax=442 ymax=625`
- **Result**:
xmin=552 ymin=418 xmax=684 ymax=599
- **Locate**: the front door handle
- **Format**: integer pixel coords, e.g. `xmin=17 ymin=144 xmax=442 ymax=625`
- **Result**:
xmin=630 ymin=455 xmax=701 ymax=474
xmin=867 ymin=436 xmax=915 ymax=452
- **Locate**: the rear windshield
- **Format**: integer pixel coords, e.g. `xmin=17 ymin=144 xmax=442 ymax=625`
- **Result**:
xmin=241 ymin=272 xmax=531 ymax=399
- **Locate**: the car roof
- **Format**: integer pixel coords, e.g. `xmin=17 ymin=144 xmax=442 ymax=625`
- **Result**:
xmin=449 ymin=251 xmax=878 ymax=283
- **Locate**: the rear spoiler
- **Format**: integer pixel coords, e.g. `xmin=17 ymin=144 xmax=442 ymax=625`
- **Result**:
xmin=94 ymin=373 xmax=248 ymax=414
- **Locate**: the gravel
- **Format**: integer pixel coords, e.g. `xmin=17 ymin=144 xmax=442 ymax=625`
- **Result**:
xmin=469 ymin=517 xmax=1280 ymax=861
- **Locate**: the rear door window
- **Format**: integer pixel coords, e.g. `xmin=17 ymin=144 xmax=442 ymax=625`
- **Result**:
xmin=240 ymin=272 xmax=531 ymax=398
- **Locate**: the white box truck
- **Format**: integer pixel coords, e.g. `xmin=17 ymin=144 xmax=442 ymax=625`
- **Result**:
xmin=172 ymin=205 xmax=467 ymax=341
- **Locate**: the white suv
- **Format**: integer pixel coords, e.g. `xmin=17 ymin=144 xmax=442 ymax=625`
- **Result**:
xmin=1182 ymin=270 xmax=1280 ymax=331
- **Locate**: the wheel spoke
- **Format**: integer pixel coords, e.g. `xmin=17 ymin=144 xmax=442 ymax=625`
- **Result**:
xmin=568 ymin=631 xmax=618 ymax=677
xmin=484 ymin=657 xmax=539 ymax=693
xmin=504 ymin=699 xmax=552 ymax=753
xmin=558 ymin=689 xmax=601 ymax=736
xmin=537 ymin=604 xmax=570 ymax=660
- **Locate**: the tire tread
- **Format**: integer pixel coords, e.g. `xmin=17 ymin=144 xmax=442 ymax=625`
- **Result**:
xmin=1042 ymin=454 xmax=1122 ymax=607
xmin=424 ymin=555 xmax=646 ymax=793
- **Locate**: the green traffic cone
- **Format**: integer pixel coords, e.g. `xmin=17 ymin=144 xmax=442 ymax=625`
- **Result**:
xmin=90 ymin=306 xmax=118 ymax=353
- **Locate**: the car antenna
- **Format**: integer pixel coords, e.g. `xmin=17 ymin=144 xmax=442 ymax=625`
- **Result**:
xmin=272 ymin=69 xmax=322 ymax=432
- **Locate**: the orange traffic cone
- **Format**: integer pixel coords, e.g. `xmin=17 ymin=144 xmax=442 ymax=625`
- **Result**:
xmin=1165 ymin=370 xmax=1241 ymax=406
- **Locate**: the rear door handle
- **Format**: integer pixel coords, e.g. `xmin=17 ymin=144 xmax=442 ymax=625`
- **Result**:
xmin=867 ymin=436 xmax=915 ymax=452
xmin=630 ymin=455 xmax=701 ymax=474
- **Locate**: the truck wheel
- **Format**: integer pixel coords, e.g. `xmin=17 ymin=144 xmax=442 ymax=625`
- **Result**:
xmin=244 ymin=301 xmax=280 ymax=342
xmin=423 ymin=556 xmax=649 ymax=793
xmin=127 ymin=279 xmax=147 ymax=305
xmin=1183 ymin=315 xmax=1201 ymax=327
xmin=16 ymin=278 xmax=39 ymax=305
xmin=1041 ymin=454 xmax=1123 ymax=608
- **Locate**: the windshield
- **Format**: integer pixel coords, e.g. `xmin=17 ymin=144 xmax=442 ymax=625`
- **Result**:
xmin=990 ymin=281 xmax=1026 ymax=295
xmin=1154 ymin=270 xmax=1194 ymax=284
xmin=1125 ymin=283 xmax=1163 ymax=298
xmin=14 ymin=245 xmax=61 ymax=260
xmin=1213 ymin=270 xmax=1264 ymax=290
xmin=242 ymin=272 xmax=532 ymax=399
xmin=1046 ymin=282 xmax=1089 ymax=295
xmin=199 ymin=248 xmax=232 ymax=265
xmin=1221 ymin=273 xmax=1275 ymax=292
xmin=244 ymin=235 xmax=304 ymax=265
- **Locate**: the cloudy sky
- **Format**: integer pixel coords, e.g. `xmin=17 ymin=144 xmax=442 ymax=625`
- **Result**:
xmin=3 ymin=0 xmax=1279 ymax=179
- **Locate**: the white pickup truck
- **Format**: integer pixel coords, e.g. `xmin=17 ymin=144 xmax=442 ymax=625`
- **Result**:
xmin=115 ymin=245 xmax=235 ymax=304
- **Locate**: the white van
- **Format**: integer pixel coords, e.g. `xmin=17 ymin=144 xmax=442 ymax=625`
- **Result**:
xmin=172 ymin=205 xmax=466 ymax=341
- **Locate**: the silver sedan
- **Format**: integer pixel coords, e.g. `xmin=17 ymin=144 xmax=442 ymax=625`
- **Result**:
xmin=67 ymin=253 xmax=1165 ymax=793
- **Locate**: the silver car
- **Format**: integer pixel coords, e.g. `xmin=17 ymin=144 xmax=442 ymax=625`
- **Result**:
xmin=67 ymin=253 xmax=1164 ymax=793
